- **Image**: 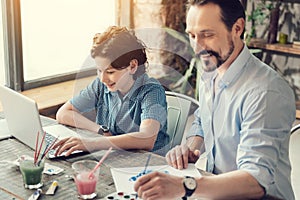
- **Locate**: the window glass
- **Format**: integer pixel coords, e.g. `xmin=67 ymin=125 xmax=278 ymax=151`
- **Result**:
xmin=0 ymin=0 xmax=6 ymax=85
xmin=20 ymin=0 xmax=116 ymax=81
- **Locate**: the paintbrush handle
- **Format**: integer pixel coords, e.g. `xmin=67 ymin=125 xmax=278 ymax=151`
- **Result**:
xmin=143 ymin=154 xmax=152 ymax=174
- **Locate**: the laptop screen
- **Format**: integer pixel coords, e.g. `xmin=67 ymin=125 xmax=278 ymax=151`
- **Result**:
xmin=0 ymin=85 xmax=44 ymax=149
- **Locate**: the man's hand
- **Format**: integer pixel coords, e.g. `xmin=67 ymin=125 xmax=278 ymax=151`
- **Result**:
xmin=166 ymin=143 xmax=200 ymax=169
xmin=134 ymin=171 xmax=185 ymax=200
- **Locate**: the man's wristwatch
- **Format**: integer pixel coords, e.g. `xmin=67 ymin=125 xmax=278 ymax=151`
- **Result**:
xmin=182 ymin=176 xmax=197 ymax=198
xmin=97 ymin=125 xmax=109 ymax=135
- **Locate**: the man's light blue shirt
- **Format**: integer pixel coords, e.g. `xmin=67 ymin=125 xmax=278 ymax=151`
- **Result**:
xmin=187 ymin=45 xmax=295 ymax=199
xmin=70 ymin=74 xmax=169 ymax=153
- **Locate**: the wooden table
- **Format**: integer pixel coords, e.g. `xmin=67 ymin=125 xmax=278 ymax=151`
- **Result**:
xmin=0 ymin=137 xmax=169 ymax=200
xmin=0 ymin=113 xmax=171 ymax=200
xmin=0 ymin=114 xmax=283 ymax=200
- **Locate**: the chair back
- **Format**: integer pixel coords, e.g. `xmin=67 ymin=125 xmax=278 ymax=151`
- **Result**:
xmin=165 ymin=91 xmax=198 ymax=149
xmin=290 ymin=124 xmax=300 ymax=200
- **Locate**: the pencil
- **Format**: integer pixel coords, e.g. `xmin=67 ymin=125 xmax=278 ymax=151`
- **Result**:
xmin=34 ymin=131 xmax=40 ymax=164
xmin=35 ymin=131 xmax=46 ymax=165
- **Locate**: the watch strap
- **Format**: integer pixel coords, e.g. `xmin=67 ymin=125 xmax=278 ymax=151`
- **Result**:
xmin=183 ymin=176 xmax=197 ymax=198
xmin=98 ymin=127 xmax=104 ymax=135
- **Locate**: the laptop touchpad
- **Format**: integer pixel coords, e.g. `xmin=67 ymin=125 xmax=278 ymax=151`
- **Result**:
xmin=43 ymin=124 xmax=77 ymax=139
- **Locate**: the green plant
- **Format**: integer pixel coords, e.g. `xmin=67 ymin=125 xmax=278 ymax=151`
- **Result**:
xmin=246 ymin=1 xmax=269 ymax=40
xmin=163 ymin=27 xmax=202 ymax=100
xmin=160 ymin=0 xmax=201 ymax=99
xmin=246 ymin=0 xmax=281 ymax=43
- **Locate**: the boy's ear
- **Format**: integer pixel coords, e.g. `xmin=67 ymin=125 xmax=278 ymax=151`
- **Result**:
xmin=129 ymin=59 xmax=138 ymax=74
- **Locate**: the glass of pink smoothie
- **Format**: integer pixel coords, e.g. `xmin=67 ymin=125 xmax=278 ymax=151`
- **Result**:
xmin=72 ymin=160 xmax=100 ymax=199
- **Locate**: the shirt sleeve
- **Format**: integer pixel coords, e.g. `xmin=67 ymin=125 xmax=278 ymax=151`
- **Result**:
xmin=140 ymin=84 xmax=167 ymax=128
xmin=237 ymin=88 xmax=295 ymax=194
xmin=70 ymin=78 xmax=101 ymax=113
xmin=186 ymin=108 xmax=204 ymax=139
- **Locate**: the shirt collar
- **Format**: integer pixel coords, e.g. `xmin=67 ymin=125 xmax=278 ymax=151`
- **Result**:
xmin=220 ymin=44 xmax=251 ymax=88
xmin=201 ymin=70 xmax=217 ymax=88
xmin=201 ymin=44 xmax=251 ymax=88
xmin=103 ymin=74 xmax=148 ymax=100
xmin=123 ymin=74 xmax=147 ymax=100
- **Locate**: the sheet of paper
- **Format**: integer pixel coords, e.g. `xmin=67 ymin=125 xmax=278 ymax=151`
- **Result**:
xmin=110 ymin=164 xmax=201 ymax=194
xmin=0 ymin=119 xmax=11 ymax=140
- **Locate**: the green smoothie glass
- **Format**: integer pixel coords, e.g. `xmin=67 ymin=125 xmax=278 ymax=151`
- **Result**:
xmin=20 ymin=159 xmax=44 ymax=189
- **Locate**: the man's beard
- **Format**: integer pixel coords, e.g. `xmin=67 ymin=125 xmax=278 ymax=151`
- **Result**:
xmin=197 ymin=39 xmax=234 ymax=72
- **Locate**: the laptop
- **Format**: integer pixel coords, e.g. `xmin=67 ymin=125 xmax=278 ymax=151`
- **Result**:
xmin=0 ymin=85 xmax=83 ymax=158
xmin=0 ymin=118 xmax=11 ymax=140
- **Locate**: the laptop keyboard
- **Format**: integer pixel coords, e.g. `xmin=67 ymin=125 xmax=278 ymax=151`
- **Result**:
xmin=44 ymin=132 xmax=57 ymax=157
xmin=45 ymin=132 xmax=56 ymax=145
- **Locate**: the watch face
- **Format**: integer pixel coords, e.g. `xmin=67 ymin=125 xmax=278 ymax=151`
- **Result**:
xmin=101 ymin=125 xmax=109 ymax=132
xmin=184 ymin=177 xmax=197 ymax=190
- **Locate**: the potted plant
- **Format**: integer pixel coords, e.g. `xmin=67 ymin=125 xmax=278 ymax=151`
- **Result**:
xmin=246 ymin=0 xmax=282 ymax=44
xmin=267 ymin=0 xmax=281 ymax=44
xmin=160 ymin=0 xmax=200 ymax=99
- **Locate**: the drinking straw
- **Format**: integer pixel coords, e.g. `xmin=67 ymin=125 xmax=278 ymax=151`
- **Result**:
xmin=88 ymin=147 xmax=113 ymax=178
xmin=142 ymin=154 xmax=152 ymax=174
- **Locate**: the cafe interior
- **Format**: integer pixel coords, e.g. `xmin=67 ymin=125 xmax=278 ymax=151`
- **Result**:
xmin=0 ymin=0 xmax=300 ymax=199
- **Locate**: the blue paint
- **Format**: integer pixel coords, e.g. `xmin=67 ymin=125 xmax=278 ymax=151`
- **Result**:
xmin=129 ymin=170 xmax=170 ymax=182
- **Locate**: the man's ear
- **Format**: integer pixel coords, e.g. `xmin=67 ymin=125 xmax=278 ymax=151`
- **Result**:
xmin=129 ymin=59 xmax=138 ymax=74
xmin=232 ymin=18 xmax=245 ymax=38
